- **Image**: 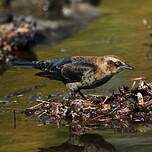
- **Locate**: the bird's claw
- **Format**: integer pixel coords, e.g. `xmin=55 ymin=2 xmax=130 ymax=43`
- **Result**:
xmin=63 ymin=90 xmax=87 ymax=101
xmin=63 ymin=91 xmax=75 ymax=101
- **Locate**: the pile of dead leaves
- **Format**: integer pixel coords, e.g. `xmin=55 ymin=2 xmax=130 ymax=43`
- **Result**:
xmin=23 ymin=78 xmax=152 ymax=134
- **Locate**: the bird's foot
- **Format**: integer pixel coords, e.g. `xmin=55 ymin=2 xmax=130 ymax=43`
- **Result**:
xmin=63 ymin=91 xmax=76 ymax=101
xmin=63 ymin=90 xmax=87 ymax=101
xmin=77 ymin=90 xmax=87 ymax=100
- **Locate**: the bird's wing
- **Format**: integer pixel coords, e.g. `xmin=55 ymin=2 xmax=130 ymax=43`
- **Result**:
xmin=35 ymin=56 xmax=97 ymax=82
xmin=61 ymin=58 xmax=97 ymax=82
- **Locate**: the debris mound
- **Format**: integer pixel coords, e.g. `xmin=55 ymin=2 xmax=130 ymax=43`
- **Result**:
xmin=22 ymin=79 xmax=152 ymax=134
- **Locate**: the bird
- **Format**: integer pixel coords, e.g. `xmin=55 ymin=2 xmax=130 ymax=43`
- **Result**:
xmin=13 ymin=55 xmax=133 ymax=99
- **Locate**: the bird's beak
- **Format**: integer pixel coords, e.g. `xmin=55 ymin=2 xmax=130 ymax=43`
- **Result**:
xmin=121 ymin=63 xmax=134 ymax=70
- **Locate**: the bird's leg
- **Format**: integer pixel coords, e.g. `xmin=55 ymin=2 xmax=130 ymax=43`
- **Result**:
xmin=77 ymin=89 xmax=87 ymax=99
xmin=65 ymin=82 xmax=82 ymax=100
xmin=68 ymin=89 xmax=86 ymax=100
xmin=64 ymin=90 xmax=76 ymax=100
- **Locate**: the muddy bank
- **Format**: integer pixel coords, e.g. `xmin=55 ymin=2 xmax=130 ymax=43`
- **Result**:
xmin=35 ymin=4 xmax=101 ymax=45
xmin=0 ymin=3 xmax=101 ymax=74
xmin=0 ymin=0 xmax=102 ymax=19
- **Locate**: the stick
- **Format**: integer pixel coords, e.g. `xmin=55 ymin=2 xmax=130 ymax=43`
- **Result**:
xmin=13 ymin=110 xmax=16 ymax=129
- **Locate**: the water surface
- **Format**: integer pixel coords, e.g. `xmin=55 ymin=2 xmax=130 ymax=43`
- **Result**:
xmin=0 ymin=0 xmax=152 ymax=152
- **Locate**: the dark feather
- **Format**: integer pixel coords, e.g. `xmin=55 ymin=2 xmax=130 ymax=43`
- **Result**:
xmin=35 ymin=57 xmax=97 ymax=83
xmin=61 ymin=59 xmax=97 ymax=83
xmin=34 ymin=57 xmax=71 ymax=72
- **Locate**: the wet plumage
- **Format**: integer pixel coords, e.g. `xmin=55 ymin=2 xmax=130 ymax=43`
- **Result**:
xmin=14 ymin=55 xmax=133 ymax=98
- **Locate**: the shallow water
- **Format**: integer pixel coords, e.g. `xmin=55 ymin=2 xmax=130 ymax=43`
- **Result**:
xmin=0 ymin=0 xmax=152 ymax=152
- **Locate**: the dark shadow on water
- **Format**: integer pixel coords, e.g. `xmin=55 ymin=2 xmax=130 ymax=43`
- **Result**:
xmin=38 ymin=133 xmax=117 ymax=152
xmin=0 ymin=48 xmax=37 ymax=75
xmin=39 ymin=142 xmax=83 ymax=152
xmin=16 ymin=49 xmax=38 ymax=61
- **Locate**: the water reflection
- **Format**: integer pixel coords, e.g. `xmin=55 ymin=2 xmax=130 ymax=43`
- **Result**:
xmin=16 ymin=48 xmax=38 ymax=61
xmin=39 ymin=133 xmax=117 ymax=152
xmin=0 ymin=48 xmax=37 ymax=75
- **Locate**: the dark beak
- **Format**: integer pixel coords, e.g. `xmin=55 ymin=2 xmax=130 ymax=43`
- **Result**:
xmin=122 ymin=63 xmax=134 ymax=70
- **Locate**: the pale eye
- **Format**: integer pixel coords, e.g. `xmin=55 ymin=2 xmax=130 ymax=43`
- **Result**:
xmin=115 ymin=61 xmax=122 ymax=66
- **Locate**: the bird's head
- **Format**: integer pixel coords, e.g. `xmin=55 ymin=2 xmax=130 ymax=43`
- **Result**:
xmin=101 ymin=55 xmax=133 ymax=74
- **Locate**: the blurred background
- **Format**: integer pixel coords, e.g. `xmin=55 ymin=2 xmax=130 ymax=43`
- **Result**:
xmin=0 ymin=0 xmax=152 ymax=152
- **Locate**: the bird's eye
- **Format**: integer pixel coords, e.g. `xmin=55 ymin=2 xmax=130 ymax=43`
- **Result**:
xmin=109 ymin=60 xmax=122 ymax=67
xmin=115 ymin=61 xmax=122 ymax=67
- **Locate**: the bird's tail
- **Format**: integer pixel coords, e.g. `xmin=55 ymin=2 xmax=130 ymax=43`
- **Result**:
xmin=12 ymin=59 xmax=59 ymax=71
xmin=12 ymin=60 xmax=36 ymax=68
